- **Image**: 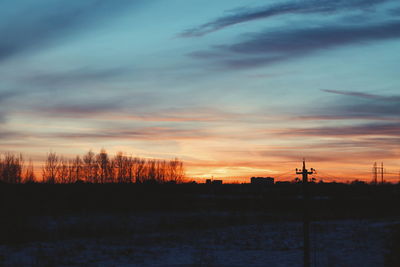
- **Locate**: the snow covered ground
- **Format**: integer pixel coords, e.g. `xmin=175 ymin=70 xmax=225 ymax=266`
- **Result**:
xmin=0 ymin=216 xmax=398 ymax=266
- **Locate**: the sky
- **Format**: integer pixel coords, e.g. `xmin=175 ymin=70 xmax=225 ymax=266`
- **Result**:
xmin=1 ymin=0 xmax=399 ymax=182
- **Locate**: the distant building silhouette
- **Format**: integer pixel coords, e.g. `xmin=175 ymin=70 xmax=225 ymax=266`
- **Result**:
xmin=206 ymin=179 xmax=223 ymax=185
xmin=250 ymin=177 xmax=274 ymax=185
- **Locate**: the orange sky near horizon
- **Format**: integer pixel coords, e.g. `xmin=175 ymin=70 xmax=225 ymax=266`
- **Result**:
xmin=22 ymin=150 xmax=399 ymax=184
xmin=4 ymin=110 xmax=400 ymax=183
xmin=1 ymin=1 xmax=399 ymax=184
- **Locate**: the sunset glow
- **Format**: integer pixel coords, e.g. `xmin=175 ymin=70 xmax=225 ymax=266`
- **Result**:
xmin=1 ymin=0 xmax=399 ymax=182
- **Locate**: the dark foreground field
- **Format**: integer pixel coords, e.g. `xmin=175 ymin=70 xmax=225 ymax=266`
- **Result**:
xmin=1 ymin=183 xmax=399 ymax=266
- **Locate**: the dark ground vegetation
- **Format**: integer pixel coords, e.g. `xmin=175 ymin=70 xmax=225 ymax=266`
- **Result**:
xmin=1 ymin=182 xmax=399 ymax=245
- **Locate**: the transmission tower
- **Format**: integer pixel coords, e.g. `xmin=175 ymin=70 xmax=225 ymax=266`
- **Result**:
xmin=296 ymin=159 xmax=316 ymax=267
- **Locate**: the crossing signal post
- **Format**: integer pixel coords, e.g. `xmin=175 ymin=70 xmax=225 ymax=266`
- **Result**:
xmin=296 ymin=160 xmax=316 ymax=267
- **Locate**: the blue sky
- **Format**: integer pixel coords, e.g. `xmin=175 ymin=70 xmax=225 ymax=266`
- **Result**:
xmin=1 ymin=0 xmax=399 ymax=181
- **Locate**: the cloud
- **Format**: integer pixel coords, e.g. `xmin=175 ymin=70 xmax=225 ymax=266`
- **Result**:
xmin=0 ymin=91 xmax=18 ymax=102
xmin=0 ymin=91 xmax=21 ymax=123
xmin=203 ymin=20 xmax=400 ymax=69
xmin=293 ymin=115 xmax=399 ymax=121
xmin=21 ymin=67 xmax=130 ymax=88
xmin=109 ymin=107 xmax=245 ymax=122
xmin=0 ymin=0 xmax=137 ymax=62
xmin=180 ymin=0 xmax=391 ymax=37
xmin=317 ymin=90 xmax=400 ymax=119
xmin=0 ymin=73 xmax=135 ymax=126
xmin=288 ymin=89 xmax=400 ymax=124
xmin=300 ymin=137 xmax=400 ymax=150
xmin=0 ymin=129 xmax=27 ymax=139
xmin=36 ymin=102 xmax=122 ymax=117
xmin=6 ymin=87 xmax=163 ymax=120
xmin=34 ymin=126 xmax=213 ymax=142
xmin=279 ymin=122 xmax=400 ymax=137
xmin=388 ymin=6 xmax=400 ymax=15
xmin=321 ymin=89 xmax=400 ymax=101
xmin=24 ymin=100 xmax=257 ymax=123
xmin=25 ymin=91 xmax=162 ymax=119
xmin=257 ymin=148 xmax=398 ymax=163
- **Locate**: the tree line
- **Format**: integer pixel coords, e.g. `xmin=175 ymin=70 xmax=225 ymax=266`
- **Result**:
xmin=0 ymin=150 xmax=185 ymax=184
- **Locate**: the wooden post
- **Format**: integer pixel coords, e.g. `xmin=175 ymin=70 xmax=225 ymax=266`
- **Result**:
xmin=296 ymin=160 xmax=315 ymax=267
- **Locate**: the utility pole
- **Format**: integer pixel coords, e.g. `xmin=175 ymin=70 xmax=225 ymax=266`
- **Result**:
xmin=296 ymin=159 xmax=315 ymax=267
xmin=381 ymin=162 xmax=384 ymax=184
xmin=372 ymin=162 xmax=377 ymax=184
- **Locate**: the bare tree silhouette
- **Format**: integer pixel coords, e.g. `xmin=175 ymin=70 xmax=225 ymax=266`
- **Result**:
xmin=0 ymin=150 xmax=185 ymax=184
xmin=0 ymin=153 xmax=23 ymax=183
xmin=24 ymin=159 xmax=36 ymax=183
xmin=42 ymin=152 xmax=58 ymax=184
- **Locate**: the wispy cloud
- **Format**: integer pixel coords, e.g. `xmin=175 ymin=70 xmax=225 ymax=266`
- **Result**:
xmin=9 ymin=89 xmax=163 ymax=120
xmin=191 ymin=20 xmax=400 ymax=69
xmin=36 ymin=102 xmax=122 ymax=117
xmin=279 ymin=122 xmax=400 ymax=137
xmin=0 ymin=0 xmax=137 ymax=62
xmin=180 ymin=0 xmax=391 ymax=37
xmin=32 ymin=126 xmax=213 ymax=142
xmin=322 ymin=89 xmax=400 ymax=101
xmin=318 ymin=90 xmax=400 ymax=119
xmin=0 ymin=91 xmax=21 ymax=123
xmin=21 ymin=67 xmax=130 ymax=88
xmin=257 ymin=148 xmax=398 ymax=163
xmin=388 ymin=6 xmax=400 ymax=15
xmin=0 ymin=129 xmax=27 ymax=139
xmin=23 ymin=102 xmax=265 ymax=123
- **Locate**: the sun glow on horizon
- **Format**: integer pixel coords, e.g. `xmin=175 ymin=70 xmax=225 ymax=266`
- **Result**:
xmin=0 ymin=0 xmax=399 ymax=184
